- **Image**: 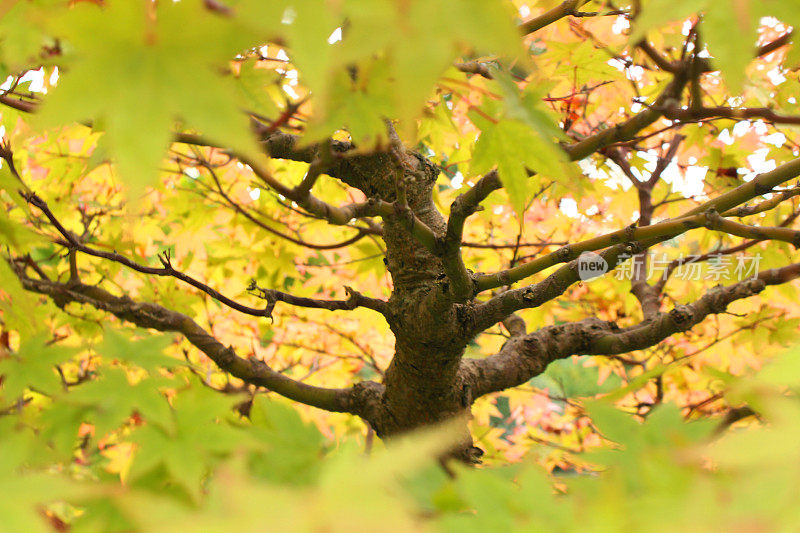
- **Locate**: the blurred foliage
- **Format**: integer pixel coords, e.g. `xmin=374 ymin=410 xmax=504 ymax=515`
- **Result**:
xmin=1 ymin=0 xmax=800 ymax=530
xmin=3 ymin=334 xmax=800 ymax=531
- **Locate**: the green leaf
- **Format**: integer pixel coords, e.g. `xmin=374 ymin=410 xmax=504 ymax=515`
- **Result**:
xmin=583 ymin=400 xmax=641 ymax=445
xmin=0 ymin=258 xmax=42 ymax=337
xmin=97 ymin=327 xmax=178 ymax=373
xmin=0 ymin=335 xmax=78 ymax=401
xmin=63 ymin=368 xmax=172 ymax=438
xmin=304 ymin=66 xmax=394 ymax=144
xmin=247 ymin=397 xmax=325 ymax=485
xmin=38 ymin=1 xmax=259 ymax=193
xmin=630 ymin=0 xmax=707 ymax=43
xmin=703 ymin=0 xmax=758 ymax=93
xmin=129 ymin=383 xmax=244 ymax=500
xmin=471 ymin=119 xmax=565 ymax=216
xmin=0 ymin=420 xmax=75 ymax=533
xmin=0 ymin=1 xmax=51 ymax=72
xmin=537 ymin=356 xmax=622 ymax=399
xmin=0 ymin=204 xmax=44 ymax=250
xmin=236 ymin=59 xmax=280 ymax=119
xmin=469 ymin=69 xmax=575 ymax=215
xmin=304 ymin=0 xmax=522 ymax=141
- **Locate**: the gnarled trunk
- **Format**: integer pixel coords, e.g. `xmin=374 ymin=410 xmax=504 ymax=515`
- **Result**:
xmin=336 ymin=143 xmax=484 ymax=462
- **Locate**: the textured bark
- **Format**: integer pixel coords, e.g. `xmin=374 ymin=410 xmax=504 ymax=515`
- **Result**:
xmin=326 ymin=143 xmax=484 ymax=461
xmin=461 ymin=264 xmax=800 ymax=399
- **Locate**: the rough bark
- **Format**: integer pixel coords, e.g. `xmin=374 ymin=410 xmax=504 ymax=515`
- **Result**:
xmin=323 ymin=142 xmax=484 ymax=461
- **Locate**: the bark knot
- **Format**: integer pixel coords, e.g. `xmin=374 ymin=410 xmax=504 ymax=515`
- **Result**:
xmin=668 ymin=305 xmax=693 ymax=327
xmin=521 ymin=286 xmax=538 ymax=302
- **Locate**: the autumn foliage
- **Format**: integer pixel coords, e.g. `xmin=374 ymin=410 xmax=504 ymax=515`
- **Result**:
xmin=2 ymin=0 xmax=800 ymax=530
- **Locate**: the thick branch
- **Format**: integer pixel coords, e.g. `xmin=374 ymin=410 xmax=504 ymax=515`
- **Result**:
xmin=703 ymin=210 xmax=800 ymax=246
xmin=637 ymin=41 xmax=679 ymax=73
xmin=563 ymin=70 xmax=688 ymax=161
xmin=0 ymin=96 xmax=346 ymax=167
xmin=692 ymin=31 xmax=794 ymax=75
xmin=520 ymin=0 xmax=593 ymax=35
xmin=462 ymin=262 xmax=800 ymax=398
xmin=181 ymin=136 xmax=442 ymax=251
xmin=476 ymin=156 xmax=800 ymax=295
xmin=0 ymin=95 xmax=385 ymax=237
xmin=662 ymin=105 xmax=800 ymax=126
xmin=454 ymin=61 xmax=494 ymax=79
xmin=722 ymin=186 xmax=800 ymax=217
xmin=441 ymin=172 xmax=500 ymax=300
xmin=630 ymin=135 xmax=683 ymax=316
xmin=472 ymin=157 xmax=800 ymax=331
xmin=13 ymin=269 xmax=364 ymax=413
xmin=250 ymin=282 xmax=387 ymax=316
xmin=637 ymin=30 xmax=792 ymax=77
xmin=473 ymin=210 xmax=798 ymax=293
xmin=0 ymin=94 xmax=36 ymax=113
xmin=758 ymin=30 xmax=793 ymax=57
xmin=682 ymin=157 xmax=800 ymax=216
xmin=654 ymin=208 xmax=800 ymax=293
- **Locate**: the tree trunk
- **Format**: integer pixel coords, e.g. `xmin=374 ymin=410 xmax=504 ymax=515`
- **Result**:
xmin=335 ymin=143 xmax=483 ymax=462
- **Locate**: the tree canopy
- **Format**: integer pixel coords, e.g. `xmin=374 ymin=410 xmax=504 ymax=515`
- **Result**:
xmin=2 ymin=0 xmax=800 ymax=530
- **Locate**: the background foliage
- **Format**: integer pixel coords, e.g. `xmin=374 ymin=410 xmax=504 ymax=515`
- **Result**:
xmin=2 ymin=0 xmax=800 ymax=530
